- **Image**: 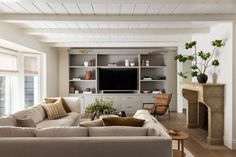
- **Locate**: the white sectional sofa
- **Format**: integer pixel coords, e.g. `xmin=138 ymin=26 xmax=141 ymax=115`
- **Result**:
xmin=0 ymin=97 xmax=81 ymax=128
xmin=0 ymin=99 xmax=172 ymax=157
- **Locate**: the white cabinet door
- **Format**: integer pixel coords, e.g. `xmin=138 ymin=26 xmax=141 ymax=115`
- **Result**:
xmin=79 ymin=96 xmax=85 ymax=113
xmin=102 ymin=95 xmax=121 ymax=111
xmin=142 ymin=95 xmax=155 ymax=108
xmin=84 ymin=95 xmax=101 ymax=112
xmin=119 ymin=96 xmax=142 ymax=115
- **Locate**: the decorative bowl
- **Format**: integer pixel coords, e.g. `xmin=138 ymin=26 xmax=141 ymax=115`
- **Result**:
xmin=168 ymin=130 xmax=180 ymax=136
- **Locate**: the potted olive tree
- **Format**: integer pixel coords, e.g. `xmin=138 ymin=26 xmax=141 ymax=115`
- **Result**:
xmin=175 ymin=40 xmax=225 ymax=83
xmin=85 ymin=99 xmax=117 ymax=120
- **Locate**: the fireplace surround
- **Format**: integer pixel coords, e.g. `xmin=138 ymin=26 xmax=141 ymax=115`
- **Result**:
xmin=181 ymin=83 xmax=224 ymax=145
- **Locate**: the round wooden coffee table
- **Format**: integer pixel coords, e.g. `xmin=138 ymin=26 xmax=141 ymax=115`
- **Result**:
xmin=169 ymin=131 xmax=189 ymax=157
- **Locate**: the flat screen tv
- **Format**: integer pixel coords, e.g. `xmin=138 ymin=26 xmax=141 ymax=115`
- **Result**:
xmin=99 ymin=68 xmax=138 ymax=91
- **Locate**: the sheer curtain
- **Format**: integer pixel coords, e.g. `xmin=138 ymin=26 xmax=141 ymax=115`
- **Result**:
xmin=24 ymin=56 xmax=40 ymax=108
xmin=0 ymin=51 xmax=19 ymax=115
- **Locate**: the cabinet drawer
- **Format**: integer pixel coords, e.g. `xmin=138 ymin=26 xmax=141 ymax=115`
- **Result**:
xmin=142 ymin=95 xmax=155 ymax=103
xmin=120 ymin=96 xmax=140 ymax=101
xmin=121 ymin=103 xmax=142 ymax=112
xmin=102 ymin=96 xmax=114 ymax=101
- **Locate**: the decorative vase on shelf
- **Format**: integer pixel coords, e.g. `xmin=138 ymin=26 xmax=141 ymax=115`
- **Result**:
xmin=69 ymin=86 xmax=75 ymax=93
xmin=125 ymin=59 xmax=129 ymax=67
xmin=84 ymin=61 xmax=89 ymax=67
xmin=197 ymin=73 xmax=208 ymax=83
xmin=212 ymin=72 xmax=218 ymax=83
xmin=85 ymin=70 xmax=91 ymax=80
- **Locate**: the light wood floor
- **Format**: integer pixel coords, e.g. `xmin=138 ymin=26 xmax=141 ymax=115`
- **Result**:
xmin=157 ymin=112 xmax=236 ymax=157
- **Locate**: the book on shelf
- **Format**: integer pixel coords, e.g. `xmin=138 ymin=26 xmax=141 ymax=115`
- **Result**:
xmin=143 ymin=77 xmax=152 ymax=80
xmin=72 ymin=78 xmax=81 ymax=81
xmin=83 ymin=91 xmax=93 ymax=94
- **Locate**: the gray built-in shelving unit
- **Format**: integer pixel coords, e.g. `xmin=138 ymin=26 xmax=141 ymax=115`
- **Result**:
xmin=69 ymin=52 xmax=167 ymax=95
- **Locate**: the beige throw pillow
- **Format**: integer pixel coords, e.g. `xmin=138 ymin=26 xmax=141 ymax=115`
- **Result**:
xmin=79 ymin=119 xmax=104 ymax=127
xmin=42 ymin=98 xmax=68 ymax=120
xmin=16 ymin=116 xmax=36 ymax=127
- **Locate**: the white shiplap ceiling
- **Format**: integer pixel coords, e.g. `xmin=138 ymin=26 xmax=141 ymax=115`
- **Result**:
xmin=0 ymin=0 xmax=235 ymax=47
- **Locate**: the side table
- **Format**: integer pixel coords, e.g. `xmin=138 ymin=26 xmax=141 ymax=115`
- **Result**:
xmin=169 ymin=131 xmax=189 ymax=157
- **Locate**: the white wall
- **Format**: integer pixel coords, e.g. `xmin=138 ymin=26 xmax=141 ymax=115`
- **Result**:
xmin=177 ymin=46 xmax=192 ymax=113
xmin=45 ymin=48 xmax=59 ymax=97
xmin=59 ymin=48 xmax=69 ymax=96
xmin=166 ymin=50 xmax=178 ymax=111
xmin=192 ymin=23 xmax=234 ymax=149
xmin=232 ymin=22 xmax=236 ymax=149
xmin=0 ymin=22 xmax=59 ymax=97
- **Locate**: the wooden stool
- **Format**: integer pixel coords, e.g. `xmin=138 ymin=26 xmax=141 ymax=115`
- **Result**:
xmin=169 ymin=131 xmax=189 ymax=157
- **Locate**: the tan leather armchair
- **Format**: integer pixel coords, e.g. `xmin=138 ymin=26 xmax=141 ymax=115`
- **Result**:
xmin=143 ymin=93 xmax=172 ymax=120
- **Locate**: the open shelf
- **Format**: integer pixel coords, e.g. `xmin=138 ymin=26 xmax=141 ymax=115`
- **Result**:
xmin=97 ymin=66 xmax=139 ymax=69
xmin=140 ymin=80 xmax=166 ymax=82
xmin=69 ymin=80 xmax=96 ymax=82
xmin=69 ymin=66 xmax=96 ymax=68
xmin=68 ymin=52 xmax=167 ymax=94
xmin=140 ymin=66 xmax=166 ymax=68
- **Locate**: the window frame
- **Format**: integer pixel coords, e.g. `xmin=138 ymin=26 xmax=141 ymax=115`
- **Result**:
xmin=21 ymin=53 xmax=41 ymax=108
xmin=0 ymin=48 xmax=43 ymax=115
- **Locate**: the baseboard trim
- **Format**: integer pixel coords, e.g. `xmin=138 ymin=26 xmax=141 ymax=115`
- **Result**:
xmin=224 ymin=136 xmax=232 ymax=149
xmin=232 ymin=140 xmax=236 ymax=150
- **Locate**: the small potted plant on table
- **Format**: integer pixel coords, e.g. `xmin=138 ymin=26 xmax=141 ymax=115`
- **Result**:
xmin=85 ymin=99 xmax=117 ymax=120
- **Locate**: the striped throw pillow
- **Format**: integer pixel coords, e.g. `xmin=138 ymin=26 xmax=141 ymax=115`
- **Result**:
xmin=42 ymin=98 xmax=68 ymax=120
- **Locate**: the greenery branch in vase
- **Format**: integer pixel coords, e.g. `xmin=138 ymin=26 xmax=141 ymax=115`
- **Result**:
xmin=85 ymin=98 xmax=117 ymax=120
xmin=175 ymin=40 xmax=225 ymax=83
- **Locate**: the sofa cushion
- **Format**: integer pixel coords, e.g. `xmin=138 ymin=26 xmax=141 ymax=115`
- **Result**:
xmin=102 ymin=117 xmax=145 ymax=127
xmin=35 ymin=127 xmax=88 ymax=137
xmin=89 ymin=126 xmax=149 ymax=137
xmin=42 ymin=98 xmax=68 ymax=120
xmin=45 ymin=97 xmax=71 ymax=113
xmin=12 ymin=104 xmax=46 ymax=124
xmin=0 ymin=126 xmax=35 ymax=137
xmin=36 ymin=112 xmax=80 ymax=128
xmin=0 ymin=116 xmax=17 ymax=126
xmin=15 ymin=116 xmax=36 ymax=128
xmin=133 ymin=111 xmax=161 ymax=136
xmin=63 ymin=97 xmax=81 ymax=113
xmin=79 ymin=119 xmax=103 ymax=127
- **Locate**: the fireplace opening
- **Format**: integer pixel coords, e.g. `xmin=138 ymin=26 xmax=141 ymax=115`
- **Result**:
xmin=199 ymin=102 xmax=208 ymax=131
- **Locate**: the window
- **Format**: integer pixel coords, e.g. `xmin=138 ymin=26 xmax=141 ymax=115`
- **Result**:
xmin=0 ymin=49 xmax=41 ymax=115
xmin=24 ymin=56 xmax=40 ymax=108
xmin=0 ymin=76 xmax=5 ymax=116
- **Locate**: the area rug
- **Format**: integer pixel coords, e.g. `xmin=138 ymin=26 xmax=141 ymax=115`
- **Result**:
xmin=173 ymin=141 xmax=194 ymax=157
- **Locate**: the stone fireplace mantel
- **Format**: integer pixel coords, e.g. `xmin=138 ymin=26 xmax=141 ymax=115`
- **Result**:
xmin=181 ymin=82 xmax=224 ymax=145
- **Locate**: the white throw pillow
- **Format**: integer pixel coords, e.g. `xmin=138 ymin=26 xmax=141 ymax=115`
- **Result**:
xmin=13 ymin=104 xmax=46 ymax=124
xmin=79 ymin=119 xmax=104 ymax=127
xmin=0 ymin=116 xmax=17 ymax=126
xmin=63 ymin=97 xmax=81 ymax=113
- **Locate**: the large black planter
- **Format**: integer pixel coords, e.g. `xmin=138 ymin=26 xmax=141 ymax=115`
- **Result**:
xmin=197 ymin=73 xmax=208 ymax=83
